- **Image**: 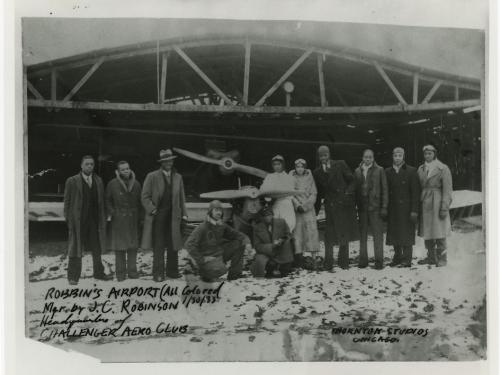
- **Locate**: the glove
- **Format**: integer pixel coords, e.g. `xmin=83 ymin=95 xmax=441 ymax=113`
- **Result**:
xmin=380 ymin=208 xmax=387 ymax=219
xmin=439 ymin=209 xmax=448 ymax=220
xmin=296 ymin=206 xmax=305 ymax=214
xmin=410 ymin=212 xmax=418 ymax=224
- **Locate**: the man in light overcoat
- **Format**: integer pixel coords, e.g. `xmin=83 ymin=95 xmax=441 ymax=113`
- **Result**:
xmin=417 ymin=144 xmax=453 ymax=267
xmin=141 ymin=149 xmax=188 ymax=281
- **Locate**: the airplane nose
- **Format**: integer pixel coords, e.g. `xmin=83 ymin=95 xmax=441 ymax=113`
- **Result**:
xmin=221 ymin=157 xmax=234 ymax=170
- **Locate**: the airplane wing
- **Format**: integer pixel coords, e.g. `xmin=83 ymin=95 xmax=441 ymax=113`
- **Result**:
xmin=258 ymin=189 xmax=305 ymax=199
xmin=200 ymin=187 xmax=260 ymax=200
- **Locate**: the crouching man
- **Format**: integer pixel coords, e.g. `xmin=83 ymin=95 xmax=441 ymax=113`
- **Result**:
xmin=250 ymin=207 xmax=294 ymax=278
xmin=184 ymin=200 xmax=251 ymax=282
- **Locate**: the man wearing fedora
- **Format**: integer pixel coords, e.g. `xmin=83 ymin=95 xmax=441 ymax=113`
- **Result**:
xmin=141 ymin=149 xmax=188 ymax=281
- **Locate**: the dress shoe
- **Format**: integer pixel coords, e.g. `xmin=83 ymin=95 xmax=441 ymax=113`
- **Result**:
xmin=153 ymin=275 xmax=165 ymax=282
xmin=227 ymin=273 xmax=243 ymax=281
xmin=127 ymin=271 xmax=140 ymax=279
xmin=358 ymin=263 xmax=368 ymax=269
xmin=116 ymin=275 xmax=126 ymax=282
xmin=389 ymin=260 xmax=401 ymax=267
xmin=373 ymin=263 xmax=384 ymax=270
xmin=68 ymin=279 xmax=78 ymax=285
xmin=166 ymin=272 xmax=182 ymax=279
xmin=94 ymin=273 xmax=113 ymax=281
xmin=398 ymin=262 xmax=411 ymax=268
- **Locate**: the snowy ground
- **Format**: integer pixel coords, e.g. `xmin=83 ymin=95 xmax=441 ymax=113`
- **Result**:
xmin=26 ymin=229 xmax=486 ymax=362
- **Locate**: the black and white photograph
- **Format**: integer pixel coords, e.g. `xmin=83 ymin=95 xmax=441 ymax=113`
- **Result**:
xmin=8 ymin=1 xmax=495 ymax=370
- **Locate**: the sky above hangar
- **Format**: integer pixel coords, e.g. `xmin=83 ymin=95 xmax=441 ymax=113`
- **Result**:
xmin=22 ymin=18 xmax=484 ymax=80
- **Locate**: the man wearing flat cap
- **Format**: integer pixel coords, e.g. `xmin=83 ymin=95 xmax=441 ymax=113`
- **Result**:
xmin=417 ymin=144 xmax=453 ymax=267
xmin=385 ymin=147 xmax=420 ymax=268
xmin=141 ymin=149 xmax=188 ymax=281
xmin=313 ymin=145 xmax=358 ymax=270
xmin=184 ymin=200 xmax=251 ymax=282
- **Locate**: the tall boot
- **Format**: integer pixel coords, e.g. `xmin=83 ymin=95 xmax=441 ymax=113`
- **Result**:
xmin=293 ymin=253 xmax=304 ymax=269
xmin=390 ymin=246 xmax=402 ymax=267
xmin=435 ymin=248 xmax=445 ymax=267
xmin=418 ymin=240 xmax=437 ymax=265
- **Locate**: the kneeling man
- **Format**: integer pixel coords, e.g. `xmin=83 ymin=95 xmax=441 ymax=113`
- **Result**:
xmin=251 ymin=207 xmax=294 ymax=278
xmin=184 ymin=200 xmax=251 ymax=282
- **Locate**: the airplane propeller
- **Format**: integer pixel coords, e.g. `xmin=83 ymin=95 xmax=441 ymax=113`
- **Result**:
xmin=173 ymin=147 xmax=268 ymax=179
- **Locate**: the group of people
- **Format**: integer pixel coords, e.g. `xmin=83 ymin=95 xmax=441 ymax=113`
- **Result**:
xmin=63 ymin=144 xmax=453 ymax=285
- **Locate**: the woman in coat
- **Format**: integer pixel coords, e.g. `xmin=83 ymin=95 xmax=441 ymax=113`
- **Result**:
xmin=105 ymin=161 xmax=142 ymax=281
xmin=417 ymin=145 xmax=453 ymax=267
xmin=290 ymin=159 xmax=319 ymax=268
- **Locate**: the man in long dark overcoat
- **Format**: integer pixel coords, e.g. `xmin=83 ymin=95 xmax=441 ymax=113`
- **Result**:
xmin=141 ymin=149 xmax=188 ymax=281
xmin=354 ymin=149 xmax=388 ymax=269
xmin=385 ymin=147 xmax=420 ymax=267
xmin=105 ymin=160 xmax=142 ymax=281
xmin=313 ymin=145 xmax=358 ymax=270
xmin=63 ymin=155 xmax=112 ymax=284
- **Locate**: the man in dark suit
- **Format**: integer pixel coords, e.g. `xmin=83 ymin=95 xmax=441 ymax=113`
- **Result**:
xmin=250 ymin=206 xmax=294 ymax=278
xmin=354 ymin=149 xmax=388 ymax=269
xmin=141 ymin=149 xmax=188 ymax=282
xmin=385 ymin=147 xmax=420 ymax=267
xmin=312 ymin=145 xmax=358 ymax=270
xmin=63 ymin=155 xmax=112 ymax=285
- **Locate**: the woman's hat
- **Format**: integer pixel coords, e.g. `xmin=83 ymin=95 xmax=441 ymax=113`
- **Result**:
xmin=271 ymin=154 xmax=285 ymax=163
xmin=158 ymin=149 xmax=177 ymax=162
xmin=294 ymin=158 xmax=306 ymax=167
xmin=422 ymin=144 xmax=437 ymax=153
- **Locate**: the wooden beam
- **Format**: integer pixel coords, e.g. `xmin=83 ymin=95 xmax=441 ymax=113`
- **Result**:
xmin=28 ymin=98 xmax=480 ymax=114
xmin=51 ymin=69 xmax=57 ymax=101
xmin=173 ymin=45 xmax=234 ymax=105
xmin=255 ymin=48 xmax=313 ymax=106
xmin=412 ymin=73 xmax=419 ymax=105
xmin=160 ymin=53 xmax=168 ymax=103
xmin=421 ymin=80 xmax=443 ymax=104
xmin=27 ymin=80 xmax=44 ymax=100
xmin=243 ymin=41 xmax=251 ymax=105
xmin=374 ymin=61 xmax=408 ymax=106
xmin=455 ymin=85 xmax=460 ymax=101
xmin=37 ymin=123 xmax=369 ymax=146
xmin=333 ymin=89 xmax=355 ymax=120
xmin=317 ymin=54 xmax=327 ymax=107
xmin=26 ymin=37 xmax=481 ymax=92
xmin=63 ymin=57 xmax=104 ymax=102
